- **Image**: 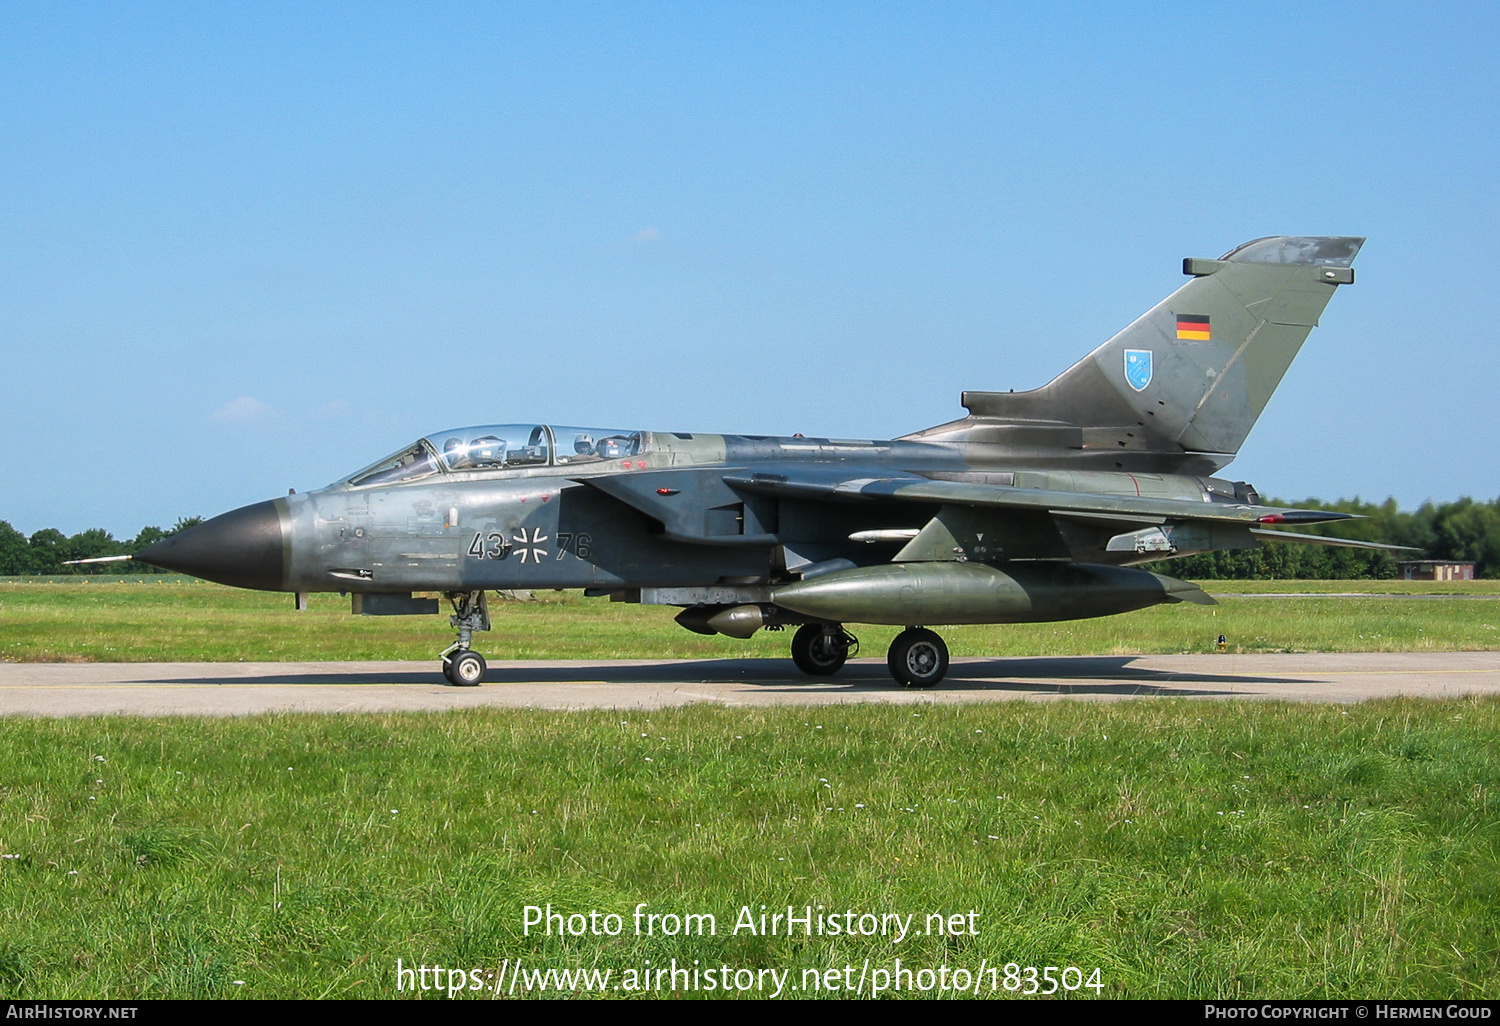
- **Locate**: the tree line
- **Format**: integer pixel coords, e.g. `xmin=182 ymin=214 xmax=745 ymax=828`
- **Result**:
xmin=0 ymin=518 xmax=202 ymax=575
xmin=2 ymin=495 xmax=1497 ymax=578
xmin=1162 ymin=496 xmax=1500 ymax=579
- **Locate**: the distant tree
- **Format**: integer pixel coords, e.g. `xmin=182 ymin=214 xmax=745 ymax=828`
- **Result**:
xmin=26 ymin=529 xmax=68 ymax=575
xmin=59 ymin=528 xmax=127 ymax=573
xmin=0 ymin=522 xmax=34 ymax=575
xmin=1148 ymin=494 xmax=1498 ymax=579
xmin=0 ymin=517 xmax=212 ymax=577
xmin=1429 ymin=498 xmax=1500 ymax=577
xmin=131 ymin=525 xmax=171 ymax=549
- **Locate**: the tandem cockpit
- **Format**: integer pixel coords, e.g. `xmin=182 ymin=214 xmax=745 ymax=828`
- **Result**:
xmin=340 ymin=425 xmax=648 ymax=488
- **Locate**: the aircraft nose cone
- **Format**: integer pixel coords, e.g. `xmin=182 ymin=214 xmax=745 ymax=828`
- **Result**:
xmin=136 ymin=499 xmax=287 ymax=591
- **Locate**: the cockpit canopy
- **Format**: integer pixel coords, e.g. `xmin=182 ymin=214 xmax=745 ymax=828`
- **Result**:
xmin=342 ymin=424 xmax=645 ymax=487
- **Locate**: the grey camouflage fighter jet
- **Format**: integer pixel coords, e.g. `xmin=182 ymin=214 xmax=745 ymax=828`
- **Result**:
xmin=134 ymin=236 xmax=1400 ymax=686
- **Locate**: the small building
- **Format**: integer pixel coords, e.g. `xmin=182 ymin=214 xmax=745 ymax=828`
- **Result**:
xmin=1398 ymin=560 xmax=1476 ymax=581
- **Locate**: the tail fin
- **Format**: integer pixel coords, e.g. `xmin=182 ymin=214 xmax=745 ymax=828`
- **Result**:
xmin=944 ymin=236 xmax=1363 ymax=455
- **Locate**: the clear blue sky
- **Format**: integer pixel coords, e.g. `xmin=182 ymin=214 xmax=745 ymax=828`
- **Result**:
xmin=3 ymin=3 xmax=1496 ymax=536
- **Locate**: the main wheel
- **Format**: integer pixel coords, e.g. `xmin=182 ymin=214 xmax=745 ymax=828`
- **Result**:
xmin=887 ymin=628 xmax=949 ymax=687
xmin=448 ymin=649 xmax=487 ymax=686
xmin=791 ymin=623 xmax=850 ymax=676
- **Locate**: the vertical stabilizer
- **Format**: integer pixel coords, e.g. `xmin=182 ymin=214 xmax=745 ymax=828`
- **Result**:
xmin=949 ymin=236 xmax=1363 ymax=455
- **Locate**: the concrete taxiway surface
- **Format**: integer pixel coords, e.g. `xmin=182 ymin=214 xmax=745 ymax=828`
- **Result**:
xmin=2 ymin=653 xmax=1498 ymax=715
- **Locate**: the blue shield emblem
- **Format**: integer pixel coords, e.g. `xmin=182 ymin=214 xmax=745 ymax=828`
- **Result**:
xmin=1124 ymin=349 xmax=1153 ymax=392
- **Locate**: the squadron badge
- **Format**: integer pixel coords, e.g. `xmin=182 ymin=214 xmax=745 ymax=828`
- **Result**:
xmin=1124 ymin=348 xmax=1153 ymax=391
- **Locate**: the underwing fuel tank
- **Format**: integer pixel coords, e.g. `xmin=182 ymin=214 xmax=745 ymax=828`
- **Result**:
xmin=771 ymin=561 xmax=1214 ymax=626
xmin=675 ymin=603 xmax=774 ymax=639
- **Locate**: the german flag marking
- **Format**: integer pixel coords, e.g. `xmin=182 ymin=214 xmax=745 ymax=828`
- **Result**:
xmin=1176 ymin=314 xmax=1211 ymax=341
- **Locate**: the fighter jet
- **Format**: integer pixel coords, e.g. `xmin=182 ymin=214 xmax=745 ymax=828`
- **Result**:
xmin=135 ymin=235 xmax=1400 ymax=687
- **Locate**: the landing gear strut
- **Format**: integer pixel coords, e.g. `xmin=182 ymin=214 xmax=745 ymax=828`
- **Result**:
xmin=790 ymin=623 xmax=858 ymax=676
xmin=887 ymin=627 xmax=949 ymax=687
xmin=441 ymin=590 xmax=491 ymax=686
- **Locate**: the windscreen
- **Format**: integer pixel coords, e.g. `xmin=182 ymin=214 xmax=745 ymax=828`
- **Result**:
xmin=345 ymin=442 xmax=441 ymax=487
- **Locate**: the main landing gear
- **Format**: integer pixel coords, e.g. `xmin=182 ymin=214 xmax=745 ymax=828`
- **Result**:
xmin=441 ymin=590 xmax=491 ymax=686
xmin=787 ymin=622 xmax=951 ymax=687
xmin=790 ymin=623 xmax=858 ymax=675
xmin=886 ymin=627 xmax=949 ymax=688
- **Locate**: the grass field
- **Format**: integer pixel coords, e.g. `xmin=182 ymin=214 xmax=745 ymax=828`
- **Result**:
xmin=1 ymin=700 xmax=1497 ymax=999
xmin=2 ymin=579 xmax=1497 ymax=1000
xmin=2 ymin=577 xmax=1499 ymax=663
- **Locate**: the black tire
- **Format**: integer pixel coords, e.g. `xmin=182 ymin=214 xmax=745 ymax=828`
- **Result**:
xmin=441 ymin=657 xmax=458 ymax=685
xmin=887 ymin=628 xmax=949 ymax=687
xmin=791 ymin=623 xmax=849 ymax=676
xmin=449 ymin=649 xmax=487 ymax=686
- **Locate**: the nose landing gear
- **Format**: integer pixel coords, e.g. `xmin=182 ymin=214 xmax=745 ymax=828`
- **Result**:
xmin=440 ymin=590 xmax=491 ymax=686
xmin=445 ymin=649 xmax=488 ymax=686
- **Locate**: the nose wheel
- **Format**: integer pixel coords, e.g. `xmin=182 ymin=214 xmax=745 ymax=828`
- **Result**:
xmin=440 ymin=590 xmax=491 ymax=686
xmin=887 ymin=627 xmax=949 ymax=687
xmin=443 ymin=649 xmax=488 ymax=686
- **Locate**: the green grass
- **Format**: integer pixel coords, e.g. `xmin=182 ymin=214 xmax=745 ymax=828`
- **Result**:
xmin=1 ymin=579 xmax=1497 ymax=663
xmin=4 ymin=579 xmax=1496 ymax=999
xmin=1 ymin=700 xmax=1498 ymax=998
xmin=1203 ymin=579 xmax=1500 ymax=594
